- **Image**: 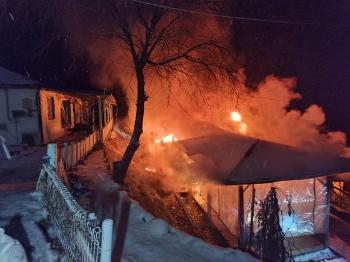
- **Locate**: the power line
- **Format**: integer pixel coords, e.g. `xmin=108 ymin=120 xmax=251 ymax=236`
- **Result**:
xmin=132 ymin=0 xmax=350 ymax=28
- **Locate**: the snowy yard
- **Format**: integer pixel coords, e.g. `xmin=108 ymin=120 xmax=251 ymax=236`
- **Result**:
xmin=117 ymin=192 xmax=259 ymax=262
xmin=0 ymin=146 xmax=63 ymax=261
xmin=0 ymin=190 xmax=61 ymax=261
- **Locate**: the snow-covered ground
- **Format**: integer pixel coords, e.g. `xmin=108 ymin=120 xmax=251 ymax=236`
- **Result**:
xmin=0 ymin=191 xmax=61 ymax=261
xmin=113 ymin=191 xmax=260 ymax=262
xmin=0 ymin=146 xmax=62 ymax=261
xmin=294 ymin=248 xmax=346 ymax=262
xmin=75 ymin=144 xmax=259 ymax=261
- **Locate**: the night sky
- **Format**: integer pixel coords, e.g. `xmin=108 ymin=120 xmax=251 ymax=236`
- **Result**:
xmin=1 ymin=0 xmax=350 ymax=138
xmin=230 ymin=0 xmax=350 ymax=136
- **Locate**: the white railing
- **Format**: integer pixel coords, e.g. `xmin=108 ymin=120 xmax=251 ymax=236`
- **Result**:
xmin=40 ymin=163 xmax=113 ymax=262
xmin=38 ymin=127 xmax=114 ymax=261
xmin=59 ymin=131 xmax=99 ymax=171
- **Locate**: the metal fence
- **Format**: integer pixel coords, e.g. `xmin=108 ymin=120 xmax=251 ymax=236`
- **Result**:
xmin=38 ymin=126 xmax=114 ymax=261
xmin=40 ymin=163 xmax=113 ymax=262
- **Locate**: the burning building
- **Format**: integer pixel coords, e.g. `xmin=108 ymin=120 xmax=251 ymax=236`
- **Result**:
xmin=177 ymin=130 xmax=350 ymax=256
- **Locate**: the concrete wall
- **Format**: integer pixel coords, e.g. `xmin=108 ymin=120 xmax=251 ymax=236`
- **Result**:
xmin=0 ymin=88 xmax=41 ymax=145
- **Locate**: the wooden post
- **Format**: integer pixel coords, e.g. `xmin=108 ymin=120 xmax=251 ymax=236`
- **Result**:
xmin=239 ymin=185 xmax=246 ymax=250
xmin=63 ymin=142 xmax=68 ymax=170
xmin=325 ymin=177 xmax=331 ymax=247
xmin=98 ymin=97 xmax=103 ymax=142
xmin=249 ymin=184 xmax=256 ymax=249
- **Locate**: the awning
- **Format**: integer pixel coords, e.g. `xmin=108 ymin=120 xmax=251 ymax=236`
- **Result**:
xmin=179 ymin=131 xmax=350 ymax=184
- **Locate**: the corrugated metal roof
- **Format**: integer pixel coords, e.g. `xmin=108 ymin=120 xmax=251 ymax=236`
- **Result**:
xmin=179 ymin=131 xmax=350 ymax=184
xmin=0 ymin=67 xmax=38 ymax=88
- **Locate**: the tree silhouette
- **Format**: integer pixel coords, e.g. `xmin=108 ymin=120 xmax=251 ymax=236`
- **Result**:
xmin=101 ymin=0 xmax=237 ymax=184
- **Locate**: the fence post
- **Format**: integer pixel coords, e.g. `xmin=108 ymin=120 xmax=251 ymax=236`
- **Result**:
xmin=100 ymin=219 xmax=113 ymax=262
xmin=63 ymin=143 xmax=68 ymax=170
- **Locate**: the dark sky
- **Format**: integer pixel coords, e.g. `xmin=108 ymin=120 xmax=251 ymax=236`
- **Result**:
xmin=230 ymin=0 xmax=350 ymax=136
xmin=1 ymin=0 xmax=350 ymax=137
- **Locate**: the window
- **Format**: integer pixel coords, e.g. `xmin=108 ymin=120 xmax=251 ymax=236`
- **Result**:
xmin=47 ymin=97 xmax=55 ymax=120
xmin=22 ymin=98 xmax=33 ymax=110
xmin=61 ymin=100 xmax=71 ymax=127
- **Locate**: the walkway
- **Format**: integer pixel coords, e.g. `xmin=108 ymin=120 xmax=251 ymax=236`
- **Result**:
xmin=74 ymin=145 xmax=121 ymax=220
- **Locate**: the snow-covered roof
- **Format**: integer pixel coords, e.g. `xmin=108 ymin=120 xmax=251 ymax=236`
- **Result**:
xmin=179 ymin=131 xmax=350 ymax=184
xmin=0 ymin=67 xmax=38 ymax=88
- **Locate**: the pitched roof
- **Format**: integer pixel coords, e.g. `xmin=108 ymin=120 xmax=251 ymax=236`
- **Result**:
xmin=179 ymin=131 xmax=350 ymax=184
xmin=0 ymin=67 xmax=38 ymax=88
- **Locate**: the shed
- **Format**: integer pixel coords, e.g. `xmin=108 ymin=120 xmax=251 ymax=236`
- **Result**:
xmin=179 ymin=131 xmax=350 ymax=256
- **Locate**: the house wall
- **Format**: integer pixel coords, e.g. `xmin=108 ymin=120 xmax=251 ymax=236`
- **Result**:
xmin=40 ymin=89 xmax=81 ymax=144
xmin=40 ymin=90 xmax=116 ymax=144
xmin=0 ymin=88 xmax=41 ymax=145
xmin=101 ymin=97 xmax=116 ymax=141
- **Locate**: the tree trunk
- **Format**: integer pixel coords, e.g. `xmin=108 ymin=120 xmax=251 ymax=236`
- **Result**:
xmin=113 ymin=67 xmax=145 ymax=184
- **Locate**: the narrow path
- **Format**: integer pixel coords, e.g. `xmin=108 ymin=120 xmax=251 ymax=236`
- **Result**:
xmin=74 ymin=146 xmax=120 ymax=220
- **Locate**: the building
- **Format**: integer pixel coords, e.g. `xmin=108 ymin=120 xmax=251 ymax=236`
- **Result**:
xmin=0 ymin=67 xmax=116 ymax=146
xmin=179 ymin=131 xmax=350 ymax=257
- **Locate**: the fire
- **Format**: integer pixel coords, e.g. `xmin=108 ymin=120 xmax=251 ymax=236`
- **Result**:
xmin=231 ymin=111 xmax=242 ymax=122
xmin=240 ymin=122 xmax=248 ymax=134
xmin=230 ymin=111 xmax=248 ymax=134
xmin=145 ymin=167 xmax=157 ymax=173
xmin=155 ymin=133 xmax=178 ymax=144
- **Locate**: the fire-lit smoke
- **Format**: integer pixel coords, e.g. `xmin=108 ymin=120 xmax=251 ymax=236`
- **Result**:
xmin=61 ymin=0 xmax=350 ymax=196
xmin=138 ymin=72 xmax=350 ymax=157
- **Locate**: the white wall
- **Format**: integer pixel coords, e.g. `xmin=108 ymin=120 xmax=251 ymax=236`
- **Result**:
xmin=0 ymin=88 xmax=41 ymax=145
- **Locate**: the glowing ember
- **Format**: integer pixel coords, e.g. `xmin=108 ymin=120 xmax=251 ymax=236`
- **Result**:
xmin=231 ymin=111 xmax=242 ymax=122
xmin=145 ymin=167 xmax=157 ymax=173
xmin=230 ymin=111 xmax=248 ymax=134
xmin=154 ymin=133 xmax=178 ymax=144
xmin=240 ymin=122 xmax=248 ymax=134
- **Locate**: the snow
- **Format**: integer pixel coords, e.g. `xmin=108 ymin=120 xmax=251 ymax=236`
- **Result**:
xmin=74 ymin=143 xmax=259 ymax=261
xmin=0 ymin=191 xmax=61 ymax=261
xmin=294 ymin=248 xmax=345 ymax=262
xmin=0 ymin=227 xmax=27 ymax=262
xmin=117 ymin=192 xmax=259 ymax=262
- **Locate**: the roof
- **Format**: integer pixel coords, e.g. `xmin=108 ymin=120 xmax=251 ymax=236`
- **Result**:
xmin=332 ymin=172 xmax=350 ymax=182
xmin=40 ymin=88 xmax=116 ymax=104
xmin=0 ymin=67 xmax=38 ymax=88
xmin=179 ymin=131 xmax=350 ymax=184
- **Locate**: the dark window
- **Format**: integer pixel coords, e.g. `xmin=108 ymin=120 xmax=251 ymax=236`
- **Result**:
xmin=47 ymin=97 xmax=55 ymax=120
xmin=22 ymin=98 xmax=33 ymax=110
xmin=61 ymin=100 xmax=71 ymax=127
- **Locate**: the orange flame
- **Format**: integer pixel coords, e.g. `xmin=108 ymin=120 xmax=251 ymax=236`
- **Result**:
xmin=231 ymin=111 xmax=242 ymax=122
xmin=231 ymin=111 xmax=248 ymax=134
xmin=155 ymin=133 xmax=178 ymax=144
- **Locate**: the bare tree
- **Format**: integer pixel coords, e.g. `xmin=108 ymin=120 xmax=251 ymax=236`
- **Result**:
xmin=99 ymin=0 xmax=236 ymax=184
